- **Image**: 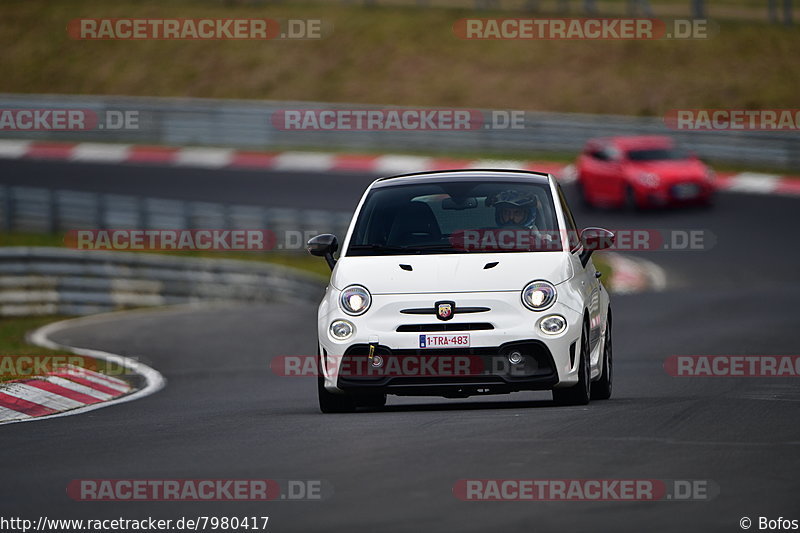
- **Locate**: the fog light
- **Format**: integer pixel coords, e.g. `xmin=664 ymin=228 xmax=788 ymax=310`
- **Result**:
xmin=371 ymin=354 xmax=384 ymax=368
xmin=330 ymin=319 xmax=354 ymax=340
xmin=508 ymin=351 xmax=524 ymax=365
xmin=539 ymin=315 xmax=567 ymax=335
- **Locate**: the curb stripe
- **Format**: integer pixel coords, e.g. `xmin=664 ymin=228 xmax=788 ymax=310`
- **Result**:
xmin=127 ymin=145 xmax=180 ymax=163
xmin=0 ymin=392 xmax=57 ymax=416
xmin=44 ymin=375 xmax=115 ymax=400
xmin=25 ymin=379 xmax=104 ymax=405
xmin=331 ymin=154 xmax=380 ymax=171
xmin=0 ymin=383 xmax=85 ymax=410
xmin=229 ymin=151 xmax=277 ymax=169
xmin=61 ymin=364 xmax=130 ymax=388
xmin=0 ymin=139 xmax=797 ymax=198
xmin=0 ymin=405 xmax=31 ymax=420
xmin=70 ymin=143 xmax=131 ymax=163
xmin=25 ymin=142 xmax=75 ymax=159
xmin=174 ymin=147 xmax=234 ymax=168
xmin=0 ymin=140 xmax=32 ymax=158
xmin=50 ymin=372 xmax=129 ymax=395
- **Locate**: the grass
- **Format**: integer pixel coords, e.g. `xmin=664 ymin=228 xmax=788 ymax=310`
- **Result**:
xmin=0 ymin=232 xmax=332 ymax=278
xmin=0 ymin=0 xmax=797 ymax=117
xmin=0 ymin=315 xmax=138 ymax=383
xmin=0 ymin=316 xmax=66 ymax=357
xmin=0 ymin=316 xmax=68 ymax=382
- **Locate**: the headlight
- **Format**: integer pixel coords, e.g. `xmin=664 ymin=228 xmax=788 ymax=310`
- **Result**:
xmin=635 ymin=172 xmax=660 ymax=187
xmin=339 ymin=285 xmax=371 ymax=315
xmin=539 ymin=314 xmax=567 ymax=335
xmin=521 ymin=280 xmax=556 ymax=311
xmin=330 ymin=319 xmax=355 ymax=340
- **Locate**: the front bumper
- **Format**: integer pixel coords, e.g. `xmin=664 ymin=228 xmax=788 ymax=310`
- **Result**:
xmin=637 ymin=180 xmax=715 ymax=207
xmin=318 ymin=291 xmax=584 ymax=396
xmin=333 ymin=340 xmax=560 ymax=397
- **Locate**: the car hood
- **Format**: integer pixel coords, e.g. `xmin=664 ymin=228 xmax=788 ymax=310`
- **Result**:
xmin=626 ymin=159 xmax=707 ymax=180
xmin=331 ymin=252 xmax=573 ymax=294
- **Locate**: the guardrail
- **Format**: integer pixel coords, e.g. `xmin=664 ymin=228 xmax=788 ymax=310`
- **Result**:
xmin=0 ymin=184 xmax=352 ymax=239
xmin=0 ymin=247 xmax=326 ymax=316
xmin=0 ymin=184 xmax=348 ymax=316
xmin=1 ymin=94 xmax=797 ymax=170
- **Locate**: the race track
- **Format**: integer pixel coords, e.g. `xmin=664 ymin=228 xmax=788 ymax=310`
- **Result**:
xmin=1 ymin=160 xmax=798 ymax=532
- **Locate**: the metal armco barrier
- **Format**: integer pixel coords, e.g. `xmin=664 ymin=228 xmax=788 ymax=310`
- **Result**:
xmin=0 ymin=184 xmax=352 ymax=239
xmin=0 ymin=247 xmax=326 ymax=316
xmin=0 ymin=94 xmax=797 ymax=170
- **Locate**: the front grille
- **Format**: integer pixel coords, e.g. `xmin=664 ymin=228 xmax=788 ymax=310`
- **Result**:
xmin=396 ymin=323 xmax=494 ymax=332
xmin=339 ymin=341 xmax=556 ymax=385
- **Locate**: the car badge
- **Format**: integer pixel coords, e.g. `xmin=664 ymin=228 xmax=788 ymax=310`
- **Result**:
xmin=436 ymin=301 xmax=454 ymax=321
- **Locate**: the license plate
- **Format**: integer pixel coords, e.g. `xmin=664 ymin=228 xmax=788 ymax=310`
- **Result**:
xmin=419 ymin=334 xmax=470 ymax=348
xmin=672 ymin=183 xmax=699 ymax=199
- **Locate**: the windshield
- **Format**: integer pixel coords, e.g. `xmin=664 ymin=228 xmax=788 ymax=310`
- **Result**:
xmin=627 ymin=147 xmax=691 ymax=161
xmin=347 ymin=180 xmax=562 ymax=255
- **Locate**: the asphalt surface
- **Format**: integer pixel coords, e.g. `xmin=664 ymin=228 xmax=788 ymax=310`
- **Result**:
xmin=1 ymin=160 xmax=799 ymax=533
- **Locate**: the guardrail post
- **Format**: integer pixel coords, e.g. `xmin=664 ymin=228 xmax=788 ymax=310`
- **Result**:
xmin=0 ymin=185 xmax=11 ymax=232
xmin=691 ymin=0 xmax=705 ymax=18
xmin=47 ymin=189 xmax=57 ymax=233
xmin=96 ymin=193 xmax=106 ymax=229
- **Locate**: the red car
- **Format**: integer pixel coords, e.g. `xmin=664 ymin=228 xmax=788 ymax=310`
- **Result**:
xmin=576 ymin=136 xmax=716 ymax=209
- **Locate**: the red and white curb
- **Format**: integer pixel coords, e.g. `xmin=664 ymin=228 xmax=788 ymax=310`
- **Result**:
xmin=0 ymin=139 xmax=567 ymax=176
xmin=0 ymin=313 xmax=165 ymax=425
xmin=0 ymin=139 xmax=798 ymax=197
xmin=2 ymin=139 xmax=798 ymax=197
xmin=0 ymin=365 xmax=131 ymax=422
xmin=605 ymin=252 xmax=667 ymax=294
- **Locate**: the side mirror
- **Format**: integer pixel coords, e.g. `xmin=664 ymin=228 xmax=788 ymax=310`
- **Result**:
xmin=307 ymin=234 xmax=338 ymax=271
xmin=579 ymin=227 xmax=615 ymax=267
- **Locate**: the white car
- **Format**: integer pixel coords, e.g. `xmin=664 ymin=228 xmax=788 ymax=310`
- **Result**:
xmin=307 ymin=169 xmax=615 ymax=413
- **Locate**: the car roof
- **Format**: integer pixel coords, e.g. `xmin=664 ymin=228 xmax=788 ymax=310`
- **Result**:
xmin=373 ymin=169 xmax=552 ymax=188
xmin=589 ymin=135 xmax=675 ymax=150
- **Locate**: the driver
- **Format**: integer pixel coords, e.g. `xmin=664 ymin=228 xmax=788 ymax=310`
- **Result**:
xmin=487 ymin=189 xmax=538 ymax=229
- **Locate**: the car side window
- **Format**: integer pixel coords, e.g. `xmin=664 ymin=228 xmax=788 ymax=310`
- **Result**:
xmin=556 ymin=184 xmax=581 ymax=251
xmin=588 ymin=148 xmax=607 ymax=161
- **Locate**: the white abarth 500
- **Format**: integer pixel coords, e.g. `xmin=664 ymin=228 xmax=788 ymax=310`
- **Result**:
xmin=307 ymin=169 xmax=615 ymax=413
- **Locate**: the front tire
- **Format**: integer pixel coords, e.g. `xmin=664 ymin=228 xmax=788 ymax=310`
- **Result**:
xmin=579 ymin=180 xmax=594 ymax=209
xmin=623 ymin=185 xmax=639 ymax=211
xmin=317 ymin=353 xmax=357 ymax=413
xmin=553 ymin=320 xmax=591 ymax=406
xmin=591 ymin=312 xmax=613 ymax=400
